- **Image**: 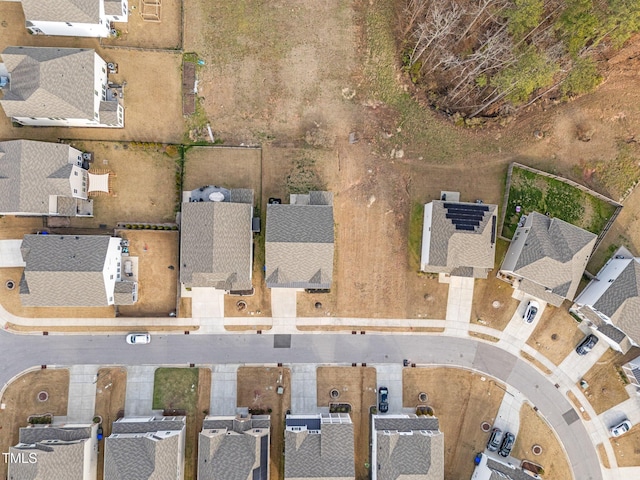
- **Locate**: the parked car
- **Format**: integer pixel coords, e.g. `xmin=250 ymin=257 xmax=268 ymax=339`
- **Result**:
xmin=487 ymin=427 xmax=503 ymax=452
xmin=378 ymin=387 xmax=389 ymax=413
xmin=126 ymin=333 xmax=151 ymax=345
xmin=499 ymin=432 xmax=515 ymax=457
xmin=523 ymin=301 xmax=539 ymax=324
xmin=610 ymin=419 xmax=632 ymax=437
xmin=576 ymin=334 xmax=598 ymax=355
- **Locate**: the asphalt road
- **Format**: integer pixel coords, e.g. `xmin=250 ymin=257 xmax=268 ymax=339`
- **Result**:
xmin=0 ymin=331 xmax=600 ymax=480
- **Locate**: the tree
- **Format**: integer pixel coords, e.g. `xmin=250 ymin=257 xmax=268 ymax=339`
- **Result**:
xmin=561 ymin=57 xmax=602 ymax=96
xmin=505 ymin=0 xmax=545 ymax=39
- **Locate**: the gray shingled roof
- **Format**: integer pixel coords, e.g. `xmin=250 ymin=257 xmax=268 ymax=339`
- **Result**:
xmin=0 ymin=140 xmax=81 ymax=215
xmin=9 ymin=425 xmax=93 ymax=480
xmin=592 ymin=260 xmax=640 ymax=344
xmin=104 ymin=0 xmax=125 ymax=16
xmin=180 ymin=201 xmax=253 ymax=291
xmin=20 ymin=0 xmax=100 ymax=23
xmin=265 ymin=194 xmax=334 ymax=289
xmin=114 ymin=281 xmax=136 ymax=305
xmin=501 ymin=212 xmax=596 ymax=305
xmin=373 ymin=416 xmax=443 ymax=480
xmin=1 ymin=47 xmax=97 ymax=120
xmin=486 ymin=458 xmax=534 ymax=480
xmin=20 ymin=234 xmax=112 ymax=307
xmin=106 ymin=417 xmax=186 ymax=480
xmin=198 ymin=417 xmax=270 ymax=480
xmin=284 ymin=422 xmax=354 ymax=479
xmin=424 ymin=201 xmax=497 ymax=278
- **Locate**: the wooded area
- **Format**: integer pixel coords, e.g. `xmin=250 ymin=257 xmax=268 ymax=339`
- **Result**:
xmin=400 ymin=0 xmax=640 ymax=118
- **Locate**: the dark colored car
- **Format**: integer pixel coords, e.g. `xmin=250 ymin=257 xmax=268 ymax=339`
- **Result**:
xmin=487 ymin=428 xmax=503 ymax=452
xmin=576 ymin=334 xmax=599 ymax=355
xmin=499 ymin=432 xmax=515 ymax=457
xmin=378 ymin=387 xmax=389 ymax=413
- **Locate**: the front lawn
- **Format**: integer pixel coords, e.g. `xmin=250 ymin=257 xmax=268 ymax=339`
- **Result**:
xmin=152 ymin=367 xmax=200 ymax=413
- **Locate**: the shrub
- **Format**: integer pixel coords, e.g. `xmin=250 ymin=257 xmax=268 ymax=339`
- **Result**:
xmin=561 ymin=57 xmax=602 ymax=96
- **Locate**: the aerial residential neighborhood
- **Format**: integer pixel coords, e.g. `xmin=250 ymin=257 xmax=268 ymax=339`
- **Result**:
xmin=1 ymin=1 xmax=640 ymax=480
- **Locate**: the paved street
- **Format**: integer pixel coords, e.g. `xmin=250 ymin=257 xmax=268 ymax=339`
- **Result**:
xmin=0 ymin=330 xmax=602 ymax=480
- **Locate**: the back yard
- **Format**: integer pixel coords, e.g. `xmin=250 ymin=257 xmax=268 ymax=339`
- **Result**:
xmin=502 ymin=165 xmax=618 ymax=239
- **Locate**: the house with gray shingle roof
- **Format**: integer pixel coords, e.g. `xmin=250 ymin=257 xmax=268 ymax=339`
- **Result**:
xmin=420 ymin=200 xmax=498 ymax=279
xmin=571 ymin=246 xmax=640 ymax=353
xmin=499 ymin=212 xmax=596 ymax=307
xmin=105 ymin=416 xmax=186 ymax=480
xmin=15 ymin=0 xmax=128 ymax=37
xmin=371 ymin=415 xmax=444 ymax=480
xmin=19 ymin=234 xmax=137 ymax=307
xmin=266 ymin=192 xmax=334 ymax=290
xmin=471 ymin=453 xmax=537 ymax=480
xmin=0 ymin=140 xmax=95 ymax=217
xmin=198 ymin=414 xmax=270 ymax=480
xmin=284 ymin=413 xmax=354 ymax=480
xmin=8 ymin=423 xmax=98 ymax=480
xmin=622 ymin=355 xmax=640 ymax=388
xmin=0 ymin=46 xmax=124 ymax=127
xmin=180 ymin=186 xmax=254 ymax=292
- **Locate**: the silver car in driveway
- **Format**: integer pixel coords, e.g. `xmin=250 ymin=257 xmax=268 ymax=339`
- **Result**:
xmin=523 ymin=301 xmax=539 ymax=324
xmin=610 ymin=419 xmax=632 ymax=437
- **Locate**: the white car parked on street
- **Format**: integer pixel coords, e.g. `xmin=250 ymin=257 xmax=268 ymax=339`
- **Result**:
xmin=126 ymin=333 xmax=151 ymax=345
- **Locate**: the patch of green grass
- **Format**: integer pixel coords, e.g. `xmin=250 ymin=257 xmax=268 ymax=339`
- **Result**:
xmin=502 ymin=166 xmax=617 ymax=238
xmin=285 ymin=155 xmax=324 ymax=194
xmin=152 ymin=368 xmax=199 ymax=414
xmin=408 ymin=203 xmax=424 ymax=269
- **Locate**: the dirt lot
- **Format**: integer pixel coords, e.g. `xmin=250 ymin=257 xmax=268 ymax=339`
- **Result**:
xmin=471 ymin=239 xmax=519 ymax=330
xmin=580 ymin=349 xmax=630 ymax=415
xmin=316 ymin=367 xmax=376 ymax=480
xmin=237 ymin=367 xmax=291 ymax=480
xmin=94 ymin=367 xmax=127 ymax=480
xmin=117 ymin=230 xmax=179 ymax=317
xmin=611 ymin=423 xmax=640 ymax=467
xmin=526 ymin=306 xmax=584 ymax=365
xmin=511 ymin=404 xmax=573 ymax=480
xmin=0 ymin=1 xmax=183 ymax=143
xmin=103 ymin=0 xmax=182 ymax=50
xmin=0 ymin=369 xmax=69 ymax=479
xmin=62 ymin=141 xmax=178 ymax=229
xmin=0 ymin=216 xmax=44 ymax=240
xmin=403 ymin=367 xmax=505 ymax=480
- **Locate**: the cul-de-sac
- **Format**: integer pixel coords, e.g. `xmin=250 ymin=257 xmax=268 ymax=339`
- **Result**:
xmin=1 ymin=0 xmax=640 ymax=479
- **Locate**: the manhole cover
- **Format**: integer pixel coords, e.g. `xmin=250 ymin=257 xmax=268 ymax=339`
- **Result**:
xmin=37 ymin=391 xmax=48 ymax=402
xmin=330 ymin=389 xmax=340 ymax=399
xmin=418 ymin=392 xmax=428 ymax=403
xmin=481 ymin=422 xmax=491 ymax=432
xmin=532 ymin=444 xmax=542 ymax=455
xmin=236 ymin=300 xmax=247 ymax=311
xmin=5 ymin=280 xmax=15 ymax=290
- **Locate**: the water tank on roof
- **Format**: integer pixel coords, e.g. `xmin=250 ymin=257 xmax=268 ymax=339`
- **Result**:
xmin=209 ymin=191 xmax=225 ymax=202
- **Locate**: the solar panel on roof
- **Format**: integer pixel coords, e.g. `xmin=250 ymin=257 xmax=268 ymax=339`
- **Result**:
xmin=455 ymin=224 xmax=476 ymax=231
xmin=444 ymin=203 xmax=489 ymax=212
xmin=446 ymin=212 xmax=485 ymax=220
xmin=452 ymin=219 xmax=480 ymax=227
xmin=491 ymin=216 xmax=496 ymax=244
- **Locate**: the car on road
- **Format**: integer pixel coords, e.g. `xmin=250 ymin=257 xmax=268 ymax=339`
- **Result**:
xmin=499 ymin=432 xmax=515 ymax=457
xmin=610 ymin=419 xmax=632 ymax=437
xmin=487 ymin=427 xmax=503 ymax=452
xmin=126 ymin=333 xmax=151 ymax=345
xmin=523 ymin=301 xmax=539 ymax=324
xmin=378 ymin=387 xmax=389 ymax=413
xmin=575 ymin=334 xmax=598 ymax=355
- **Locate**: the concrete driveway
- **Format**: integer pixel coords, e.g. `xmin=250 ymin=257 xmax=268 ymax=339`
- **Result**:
xmin=124 ymin=366 xmax=158 ymax=416
xmin=557 ymin=335 xmax=610 ymax=383
xmin=499 ymin=297 xmax=547 ymax=349
xmin=191 ymin=287 xmax=225 ymax=318
xmin=210 ymin=364 xmax=238 ymax=415
xmin=374 ymin=364 xmax=403 ymax=414
xmin=271 ymin=288 xmax=298 ymax=318
xmin=0 ymin=240 xmax=25 ymax=267
xmin=290 ymin=364 xmax=317 ymax=413
xmin=445 ymin=276 xmax=475 ymax=323
xmin=65 ymin=365 xmax=100 ymax=423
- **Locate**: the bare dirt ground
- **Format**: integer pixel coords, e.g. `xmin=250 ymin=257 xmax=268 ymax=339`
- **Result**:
xmin=0 ymin=216 xmax=44 ymax=240
xmin=117 ymin=230 xmax=179 ymax=317
xmin=0 ymin=369 xmax=69 ymax=479
xmin=511 ymin=403 xmax=573 ymax=480
xmin=236 ymin=367 xmax=291 ymax=480
xmin=103 ymin=0 xmax=182 ymax=50
xmin=0 ymin=2 xmax=183 ymax=143
xmin=190 ymin=369 xmax=211 ymax=480
xmin=526 ymin=307 xmax=584 ymax=365
xmin=402 ymin=367 xmax=505 ymax=480
xmin=580 ymin=349 xmax=630 ymax=415
xmin=597 ymin=442 xmax=611 ymax=469
xmin=471 ymin=239 xmax=519 ymax=330
xmin=66 ymin=141 xmax=178 ymax=229
xmin=94 ymin=367 xmax=127 ymax=480
xmin=611 ymin=423 xmax=640 ymax=467
xmin=316 ymin=367 xmax=376 ymax=480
